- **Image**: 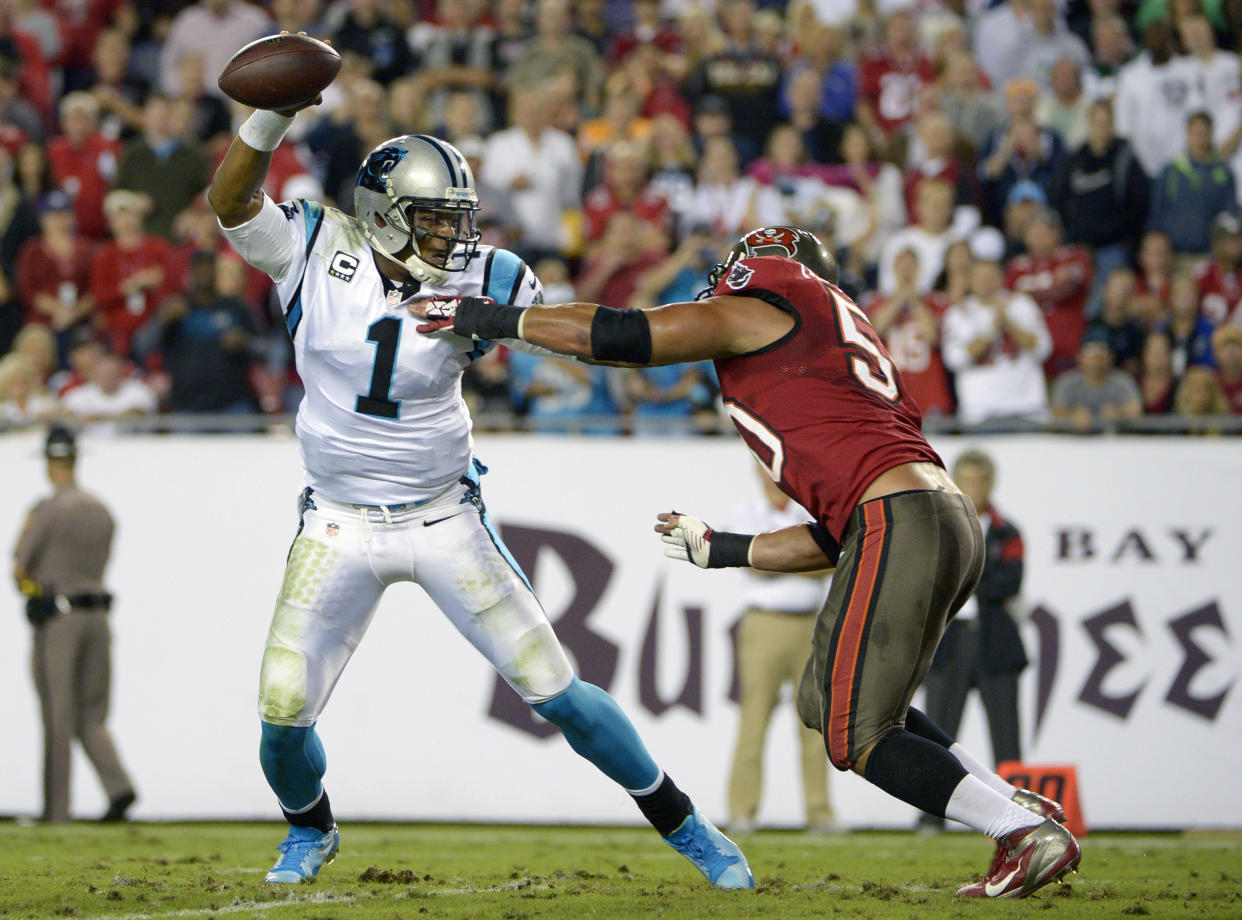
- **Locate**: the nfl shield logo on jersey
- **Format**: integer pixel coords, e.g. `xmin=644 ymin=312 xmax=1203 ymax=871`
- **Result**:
xmin=725 ymin=262 xmax=754 ymax=290
xmin=325 ymin=522 xmax=339 ymax=537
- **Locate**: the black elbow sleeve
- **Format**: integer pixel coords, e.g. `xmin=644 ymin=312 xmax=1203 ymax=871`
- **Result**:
xmin=590 ymin=306 xmax=652 ymax=364
xmin=807 ymin=523 xmax=841 ymax=566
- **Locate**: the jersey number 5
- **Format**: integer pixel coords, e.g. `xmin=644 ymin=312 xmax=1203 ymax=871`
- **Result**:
xmin=828 ymin=286 xmax=899 ymax=401
xmin=356 ymin=317 xmax=402 ymax=419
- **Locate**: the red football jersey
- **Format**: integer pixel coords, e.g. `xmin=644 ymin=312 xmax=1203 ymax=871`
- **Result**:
xmin=858 ymin=52 xmax=937 ymax=135
xmin=711 ymin=255 xmax=942 ymax=540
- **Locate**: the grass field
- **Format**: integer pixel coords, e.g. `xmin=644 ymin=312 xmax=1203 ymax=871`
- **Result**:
xmin=1 ymin=821 xmax=1238 ymax=920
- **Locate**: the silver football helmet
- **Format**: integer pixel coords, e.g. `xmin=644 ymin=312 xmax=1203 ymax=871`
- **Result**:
xmin=354 ymin=135 xmax=481 ymax=285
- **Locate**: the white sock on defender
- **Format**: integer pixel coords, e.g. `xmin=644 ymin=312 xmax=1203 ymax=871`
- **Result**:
xmin=949 ymin=742 xmax=1020 ymax=798
xmin=945 ymin=775 xmax=1043 ymax=839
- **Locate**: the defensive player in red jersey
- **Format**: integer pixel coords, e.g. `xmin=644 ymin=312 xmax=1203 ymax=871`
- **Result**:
xmin=410 ymin=227 xmax=1082 ymax=898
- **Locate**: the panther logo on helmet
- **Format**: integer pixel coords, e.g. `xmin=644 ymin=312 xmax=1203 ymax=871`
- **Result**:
xmin=742 ymin=227 xmax=799 ymax=257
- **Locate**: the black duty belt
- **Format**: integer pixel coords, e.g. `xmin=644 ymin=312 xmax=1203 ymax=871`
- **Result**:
xmin=58 ymin=593 xmax=113 ymax=612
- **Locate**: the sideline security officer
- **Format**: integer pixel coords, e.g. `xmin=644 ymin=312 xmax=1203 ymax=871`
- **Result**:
xmin=13 ymin=424 xmax=137 ymax=823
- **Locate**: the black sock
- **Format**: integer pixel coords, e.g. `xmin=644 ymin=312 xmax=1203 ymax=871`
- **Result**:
xmin=905 ymin=706 xmax=955 ymax=748
xmin=631 ymin=773 xmax=693 ymax=837
xmin=863 ymin=729 xmax=967 ymax=818
xmin=283 ymin=789 xmax=335 ymax=833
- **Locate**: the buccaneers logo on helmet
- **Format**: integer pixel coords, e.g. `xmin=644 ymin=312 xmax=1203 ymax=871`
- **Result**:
xmin=742 ymin=227 xmax=799 ymax=257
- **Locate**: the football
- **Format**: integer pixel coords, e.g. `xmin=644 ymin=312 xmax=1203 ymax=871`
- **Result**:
xmin=217 ymin=33 xmax=340 ymax=111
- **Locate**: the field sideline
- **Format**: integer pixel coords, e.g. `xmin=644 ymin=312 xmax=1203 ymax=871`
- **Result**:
xmin=2 ymin=821 xmax=1238 ymax=919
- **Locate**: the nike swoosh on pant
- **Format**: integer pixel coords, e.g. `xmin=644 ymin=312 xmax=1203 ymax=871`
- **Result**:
xmin=423 ymin=513 xmax=464 ymax=527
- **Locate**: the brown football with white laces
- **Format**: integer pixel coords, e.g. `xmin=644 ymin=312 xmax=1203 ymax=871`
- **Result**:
xmin=218 ymin=34 xmax=340 ymax=111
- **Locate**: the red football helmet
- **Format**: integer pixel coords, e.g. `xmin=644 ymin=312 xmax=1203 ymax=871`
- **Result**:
xmin=703 ymin=226 xmax=838 ymax=295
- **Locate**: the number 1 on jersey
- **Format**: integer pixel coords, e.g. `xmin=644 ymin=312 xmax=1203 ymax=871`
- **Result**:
xmin=355 ymin=317 xmax=401 ymax=419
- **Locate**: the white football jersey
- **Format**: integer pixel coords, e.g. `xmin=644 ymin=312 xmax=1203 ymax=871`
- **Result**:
xmin=221 ymin=194 xmax=542 ymax=504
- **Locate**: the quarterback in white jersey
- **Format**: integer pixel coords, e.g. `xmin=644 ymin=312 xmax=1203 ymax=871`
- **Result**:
xmin=209 ymin=101 xmax=752 ymax=891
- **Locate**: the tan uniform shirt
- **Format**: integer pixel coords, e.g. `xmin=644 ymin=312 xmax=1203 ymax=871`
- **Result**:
xmin=14 ymin=484 xmax=114 ymax=596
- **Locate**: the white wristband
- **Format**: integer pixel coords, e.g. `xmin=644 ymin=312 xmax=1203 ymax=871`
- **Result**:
xmin=239 ymin=110 xmax=295 ymax=152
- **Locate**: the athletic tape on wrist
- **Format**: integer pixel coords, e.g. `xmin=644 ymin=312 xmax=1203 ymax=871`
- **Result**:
xmin=239 ymin=110 xmax=295 ymax=152
xmin=706 ymin=531 xmax=755 ymax=568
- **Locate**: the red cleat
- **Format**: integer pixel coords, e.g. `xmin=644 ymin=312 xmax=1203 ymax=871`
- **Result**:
xmin=955 ymin=818 xmax=1081 ymax=899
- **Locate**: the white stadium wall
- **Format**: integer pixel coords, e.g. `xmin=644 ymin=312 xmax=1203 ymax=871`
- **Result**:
xmin=0 ymin=432 xmax=1238 ymax=829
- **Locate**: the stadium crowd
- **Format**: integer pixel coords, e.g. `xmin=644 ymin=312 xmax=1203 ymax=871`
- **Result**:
xmin=1 ymin=0 xmax=1242 ymax=435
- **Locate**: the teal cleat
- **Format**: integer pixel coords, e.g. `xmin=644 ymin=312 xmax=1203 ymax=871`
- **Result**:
xmin=264 ymin=824 xmax=340 ymax=884
xmin=664 ymin=808 xmax=756 ymax=889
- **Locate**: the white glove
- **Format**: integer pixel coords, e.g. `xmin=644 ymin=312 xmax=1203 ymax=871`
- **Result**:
xmin=661 ymin=515 xmax=714 ymax=568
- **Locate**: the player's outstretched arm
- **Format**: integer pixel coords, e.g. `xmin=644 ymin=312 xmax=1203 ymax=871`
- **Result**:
xmin=655 ymin=512 xmax=837 ymax=573
xmin=410 ymin=294 xmax=794 ymax=366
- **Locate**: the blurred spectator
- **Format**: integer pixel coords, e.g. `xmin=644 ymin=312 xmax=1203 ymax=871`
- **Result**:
xmin=1133 ymin=229 xmax=1175 ymax=326
xmin=15 ymin=141 xmax=52 ymax=203
xmin=1005 ymin=206 xmax=1093 ymax=378
xmin=972 ymin=0 xmax=1034 ymax=91
xmin=573 ymin=0 xmax=610 ymax=56
xmin=0 ymin=55 xmax=45 ymax=144
xmin=1196 ymin=211 xmax=1242 ymax=324
xmin=1138 ymin=329 xmax=1178 ymax=415
xmin=856 ymin=9 xmax=936 ymax=160
xmin=745 ymin=125 xmax=838 ymax=225
xmin=725 ymin=465 xmax=835 ymax=836
xmin=934 ymin=237 xmax=974 ymax=306
xmin=937 ymin=51 xmax=1003 ymax=159
xmin=158 ymin=0 xmax=272 ymax=100
xmin=781 ymin=66 xmax=846 ymax=166
xmin=89 ymin=190 xmax=180 ymax=360
xmin=1016 ymin=0 xmax=1090 ymax=91
xmin=905 ymin=109 xmax=979 ymax=219
xmin=1148 ymin=111 xmax=1237 ymax=258
xmin=488 ymin=0 xmax=535 ymax=96
xmin=12 ymin=323 xmax=59 ymax=391
xmin=1088 ymin=267 xmax=1147 ymax=376
xmin=407 ymin=0 xmax=495 ymax=135
xmin=778 ymin=21 xmax=856 ymax=128
xmin=578 ymin=70 xmax=653 ymax=172
xmin=942 ymin=228 xmax=1052 ymax=427
xmin=1173 ymin=364 xmax=1232 ymax=432
xmin=1179 ymin=15 xmax=1242 ymax=205
xmin=865 ymin=246 xmax=955 ymax=417
xmin=621 ymin=361 xmax=716 ymax=436
xmin=113 ymin=94 xmax=211 ymax=240
xmin=1115 ymin=21 xmax=1202 ymax=177
xmin=135 ymin=252 xmax=259 ymax=413
xmin=575 ymin=210 xmax=666 ymax=307
xmin=85 ymin=29 xmax=149 ymax=143
xmin=46 ymin=93 xmax=122 ymax=241
xmin=979 ymin=79 xmax=1065 ymax=228
xmin=306 ymin=79 xmax=393 ymax=208
xmin=14 ymin=192 xmax=97 ymax=348
xmin=61 ymin=346 xmax=158 ymax=426
xmin=1159 ymin=272 xmax=1217 ymax=376
xmin=1050 ymin=328 xmax=1143 ymax=432
xmin=433 ymin=86 xmax=487 ymax=146
xmin=677 ymin=134 xmax=760 ymax=239
xmin=51 ymin=328 xmax=113 ymax=399
xmin=0 ymin=351 xmax=60 ymax=427
xmin=608 ymin=0 xmax=682 ymax=66
xmin=507 ymin=351 xmax=620 ymax=435
xmin=877 ymin=178 xmax=956 ymax=294
xmin=688 ymin=0 xmax=782 ymax=155
xmin=823 ymin=121 xmax=907 ymax=274
xmin=1083 ymin=12 xmax=1135 ymax=100
xmin=509 ymin=0 xmax=606 ymax=114
xmin=0 ymin=147 xmax=40 ymax=276
xmin=1035 ymin=57 xmax=1091 ymax=152
xmin=647 ymin=113 xmax=698 ymax=216
xmin=168 ymin=51 xmax=233 ymax=153
xmin=1050 ymin=98 xmax=1149 ymax=304
xmin=1211 ymin=322 xmax=1242 ymax=412
xmin=582 ymin=141 xmax=668 ymax=254
xmin=691 ymin=93 xmax=758 ymax=169
xmin=481 ymin=85 xmax=582 ymax=263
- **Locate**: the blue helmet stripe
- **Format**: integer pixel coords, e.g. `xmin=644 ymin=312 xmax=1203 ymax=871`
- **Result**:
xmin=411 ymin=134 xmax=461 ymax=188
